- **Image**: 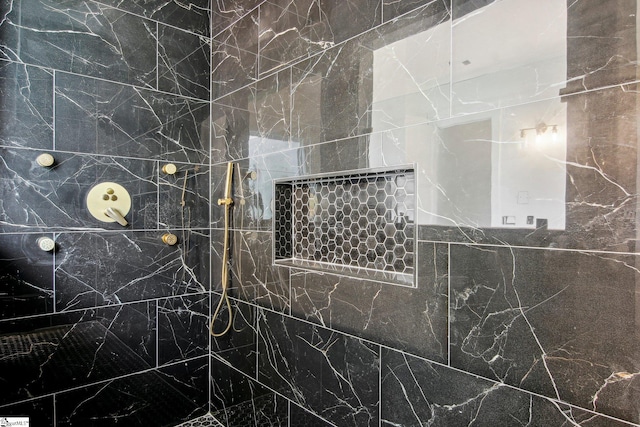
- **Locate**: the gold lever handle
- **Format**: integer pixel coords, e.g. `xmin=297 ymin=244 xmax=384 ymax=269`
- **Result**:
xmin=104 ymin=207 xmax=129 ymax=226
xmin=218 ymin=198 xmax=233 ymax=206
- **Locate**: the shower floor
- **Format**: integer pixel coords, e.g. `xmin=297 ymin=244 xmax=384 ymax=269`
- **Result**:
xmin=176 ymin=414 xmax=224 ymax=427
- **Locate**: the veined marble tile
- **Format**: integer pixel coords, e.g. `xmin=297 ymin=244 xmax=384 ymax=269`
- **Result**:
xmin=0 ymin=60 xmax=53 ymax=150
xmin=210 ymin=356 xmax=288 ymax=426
xmin=257 ymin=309 xmax=380 ymax=426
xmin=55 ymin=73 xmax=210 ymax=163
xmin=0 ymin=149 xmax=158 ymax=232
xmin=290 ymin=242 xmax=448 ymax=362
xmin=383 ymin=0 xmax=450 ymax=22
xmin=211 ymin=0 xmax=261 ymax=37
xmin=0 ymin=0 xmax=157 ymax=88
xmin=381 ymin=348 xmax=637 ymax=427
xmin=0 ymin=233 xmax=54 ymax=319
xmin=159 ymin=164 xmax=210 ymax=229
xmin=99 ymin=0 xmax=211 ymax=36
xmin=0 ymin=302 xmax=156 ymax=405
xmin=258 ymin=0 xmax=382 ymax=76
xmin=158 ymin=24 xmax=211 ymax=100
xmin=55 ymin=366 xmax=204 ymax=426
xmin=211 ymin=69 xmax=291 ymax=163
xmin=158 ymin=357 xmax=209 ymax=415
xmin=158 ymin=294 xmax=209 ymax=365
xmin=210 ymin=298 xmax=257 ymax=378
xmin=229 ymin=230 xmax=290 ymax=313
xmin=212 ymin=11 xmax=259 ymax=99
xmin=54 ymin=230 xmax=209 ymax=311
xmin=449 ymin=244 xmax=640 ymax=424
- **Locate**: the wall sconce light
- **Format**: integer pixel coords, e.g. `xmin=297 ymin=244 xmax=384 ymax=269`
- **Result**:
xmin=520 ymin=122 xmax=558 ymax=142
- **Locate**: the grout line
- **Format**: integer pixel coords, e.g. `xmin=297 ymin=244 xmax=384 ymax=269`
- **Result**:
xmin=52 ymin=231 xmax=57 ymax=314
xmin=378 ymin=344 xmax=382 ymax=427
xmin=0 ymin=144 xmax=210 ymax=167
xmin=52 ymin=70 xmax=56 ymax=151
xmin=447 ymin=242 xmax=451 ymax=367
xmin=52 ymin=393 xmax=56 ymax=427
xmin=0 ymin=355 xmax=210 ymax=410
xmin=155 ymin=301 xmax=159 ymax=368
xmin=155 ymin=21 xmax=160 ymax=90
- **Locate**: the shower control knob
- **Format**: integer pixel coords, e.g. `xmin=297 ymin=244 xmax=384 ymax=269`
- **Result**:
xmin=36 ymin=153 xmax=55 ymax=167
xmin=162 ymin=233 xmax=178 ymax=246
xmin=162 ymin=164 xmax=177 ymax=175
xmin=37 ymin=237 xmax=56 ymax=252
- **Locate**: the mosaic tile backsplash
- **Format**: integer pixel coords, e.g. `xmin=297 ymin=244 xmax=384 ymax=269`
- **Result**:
xmin=274 ymin=169 xmax=415 ymax=284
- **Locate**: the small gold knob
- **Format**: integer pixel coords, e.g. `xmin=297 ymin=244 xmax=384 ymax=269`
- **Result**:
xmin=162 ymin=233 xmax=178 ymax=246
xmin=162 ymin=164 xmax=178 ymax=175
xmin=36 ymin=153 xmax=55 ymax=167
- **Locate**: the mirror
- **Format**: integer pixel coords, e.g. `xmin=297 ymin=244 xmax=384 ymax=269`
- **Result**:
xmin=369 ymin=0 xmax=568 ymax=229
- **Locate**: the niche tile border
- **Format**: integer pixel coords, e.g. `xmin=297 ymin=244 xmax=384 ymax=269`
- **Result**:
xmin=273 ymin=167 xmax=416 ymax=287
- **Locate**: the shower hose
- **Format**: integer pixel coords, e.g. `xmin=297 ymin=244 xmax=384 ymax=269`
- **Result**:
xmin=209 ymin=162 xmax=234 ymax=337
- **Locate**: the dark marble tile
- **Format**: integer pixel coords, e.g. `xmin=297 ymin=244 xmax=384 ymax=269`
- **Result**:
xmin=55 ymin=73 xmax=210 ymax=163
xmin=564 ymin=0 xmax=638 ymax=94
xmin=289 ymin=403 xmax=333 ymax=427
xmin=383 ymin=0 xmax=449 ymax=22
xmin=0 ymin=60 xmax=53 ymax=150
xmin=158 ymin=356 xmax=209 ymax=414
xmin=449 ymin=244 xmax=640 ymax=424
xmin=257 ymin=309 xmax=380 ymax=426
xmin=0 ymin=396 xmax=54 ymax=426
xmin=451 ymin=0 xmax=495 ymax=19
xmin=212 ymin=11 xmax=259 ymax=99
xmin=212 ymin=69 xmax=291 ymax=163
xmin=0 ymin=233 xmax=54 ymax=319
xmin=291 ymin=42 xmax=373 ymax=147
xmin=55 ymin=230 xmax=209 ymax=311
xmin=212 ymin=152 xmax=304 ymax=232
xmin=158 ymin=294 xmax=209 ymax=365
xmin=210 ymin=356 xmax=288 ymax=425
xmin=0 ymin=303 xmax=155 ymax=406
xmin=381 ymin=348 xmax=634 ymax=427
xmin=158 ymin=24 xmax=211 ymax=100
xmin=0 ymin=0 xmax=156 ymax=87
xmin=211 ymin=94 xmax=252 ymax=163
xmin=290 ymin=242 xmax=448 ymax=362
xmin=0 ymin=149 xmax=158 ymax=232
xmin=230 ymin=230 xmax=290 ymax=312
xmin=210 ymin=298 xmax=257 ymax=377
xmin=100 ymin=0 xmax=211 ymax=36
xmin=56 ymin=368 xmax=203 ymax=426
xmin=159 ymin=164 xmax=210 ymax=229
xmin=211 ymin=0 xmax=261 ymax=37
xmin=290 ymin=2 xmax=450 ymax=145
xmin=258 ymin=0 xmax=382 ymax=76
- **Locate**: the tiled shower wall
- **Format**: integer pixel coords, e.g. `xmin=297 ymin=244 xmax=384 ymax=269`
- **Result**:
xmin=210 ymin=0 xmax=640 ymax=426
xmin=0 ymin=0 xmax=211 ymax=425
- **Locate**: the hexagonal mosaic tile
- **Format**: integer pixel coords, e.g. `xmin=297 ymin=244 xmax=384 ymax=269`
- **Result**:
xmin=274 ymin=169 xmax=415 ymax=279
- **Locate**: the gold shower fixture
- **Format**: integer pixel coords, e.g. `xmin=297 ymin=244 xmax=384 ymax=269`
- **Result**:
xmin=210 ymin=162 xmax=234 ymax=337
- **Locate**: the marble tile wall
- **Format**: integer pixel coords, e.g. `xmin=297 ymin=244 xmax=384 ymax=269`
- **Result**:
xmin=0 ymin=0 xmax=211 ymax=425
xmin=210 ymin=0 xmax=640 ymax=426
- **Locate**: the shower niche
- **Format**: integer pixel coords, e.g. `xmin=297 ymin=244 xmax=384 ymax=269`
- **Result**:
xmin=273 ymin=168 xmax=416 ymax=286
